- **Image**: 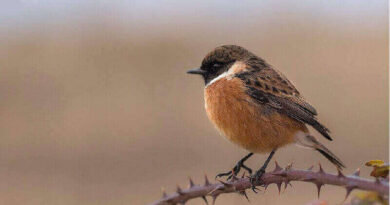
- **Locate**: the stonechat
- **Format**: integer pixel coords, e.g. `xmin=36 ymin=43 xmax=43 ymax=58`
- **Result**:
xmin=187 ymin=45 xmax=344 ymax=189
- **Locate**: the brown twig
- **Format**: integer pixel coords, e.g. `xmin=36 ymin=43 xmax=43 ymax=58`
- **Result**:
xmin=149 ymin=162 xmax=389 ymax=205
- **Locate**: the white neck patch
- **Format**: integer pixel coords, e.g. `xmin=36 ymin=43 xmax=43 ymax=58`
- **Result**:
xmin=205 ymin=71 xmax=231 ymax=88
xmin=205 ymin=61 xmax=245 ymax=88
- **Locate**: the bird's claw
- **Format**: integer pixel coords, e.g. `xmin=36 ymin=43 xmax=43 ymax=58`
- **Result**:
xmin=215 ymin=163 xmax=252 ymax=180
xmin=215 ymin=170 xmax=233 ymax=179
xmin=249 ymin=169 xmax=265 ymax=193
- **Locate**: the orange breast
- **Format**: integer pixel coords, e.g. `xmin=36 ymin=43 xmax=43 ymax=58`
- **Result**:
xmin=204 ymin=77 xmax=308 ymax=153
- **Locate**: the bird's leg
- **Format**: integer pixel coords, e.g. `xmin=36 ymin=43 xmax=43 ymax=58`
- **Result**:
xmin=216 ymin=153 xmax=253 ymax=180
xmin=250 ymin=149 xmax=276 ymax=193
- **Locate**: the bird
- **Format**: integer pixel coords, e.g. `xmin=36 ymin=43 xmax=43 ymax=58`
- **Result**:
xmin=187 ymin=45 xmax=345 ymax=189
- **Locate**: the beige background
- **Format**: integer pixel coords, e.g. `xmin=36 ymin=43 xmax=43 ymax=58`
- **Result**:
xmin=0 ymin=1 xmax=388 ymax=204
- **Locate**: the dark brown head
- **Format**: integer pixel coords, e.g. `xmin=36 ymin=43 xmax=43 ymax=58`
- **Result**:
xmin=187 ymin=45 xmax=258 ymax=85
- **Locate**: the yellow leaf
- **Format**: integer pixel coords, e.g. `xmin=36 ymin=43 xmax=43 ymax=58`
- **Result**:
xmin=365 ymin=160 xmax=385 ymax=167
xmin=370 ymin=165 xmax=389 ymax=178
xmin=365 ymin=160 xmax=389 ymax=178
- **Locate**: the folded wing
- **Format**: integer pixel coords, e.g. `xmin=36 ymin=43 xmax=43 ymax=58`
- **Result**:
xmin=236 ymin=67 xmax=332 ymax=141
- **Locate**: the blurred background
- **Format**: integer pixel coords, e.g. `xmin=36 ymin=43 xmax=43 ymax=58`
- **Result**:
xmin=0 ymin=1 xmax=388 ymax=204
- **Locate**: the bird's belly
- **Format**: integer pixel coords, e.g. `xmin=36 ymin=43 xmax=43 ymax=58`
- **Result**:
xmin=204 ymin=78 xmax=306 ymax=153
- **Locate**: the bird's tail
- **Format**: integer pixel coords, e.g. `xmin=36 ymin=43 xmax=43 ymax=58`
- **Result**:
xmin=295 ymin=133 xmax=345 ymax=169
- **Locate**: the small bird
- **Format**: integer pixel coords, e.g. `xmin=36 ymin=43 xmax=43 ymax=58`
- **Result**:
xmin=187 ymin=45 xmax=344 ymax=189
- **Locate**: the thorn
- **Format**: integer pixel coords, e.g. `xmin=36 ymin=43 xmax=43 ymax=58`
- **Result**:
xmin=201 ymin=196 xmax=209 ymax=205
xmin=212 ymin=195 xmax=218 ymax=205
xmin=285 ymin=162 xmax=293 ymax=170
xmin=276 ymin=182 xmax=282 ymax=194
xmin=204 ymin=174 xmax=210 ymax=186
xmin=307 ymin=165 xmax=314 ymax=171
xmin=318 ymin=163 xmax=324 ymax=174
xmin=315 ymin=182 xmax=323 ymax=198
xmin=241 ymin=171 xmax=246 ymax=178
xmin=283 ymin=179 xmax=292 ymax=190
xmin=239 ymin=190 xmax=250 ymax=202
xmin=345 ymin=186 xmax=356 ymax=200
xmin=352 ymin=168 xmax=360 ymax=177
xmin=337 ymin=169 xmax=345 ymax=178
xmin=273 ymin=161 xmax=283 ymax=172
xmin=161 ymin=187 xmax=167 ymax=198
xmin=176 ymin=185 xmax=184 ymax=195
xmin=189 ymin=177 xmax=195 ymax=188
xmin=264 ymin=183 xmax=269 ymax=190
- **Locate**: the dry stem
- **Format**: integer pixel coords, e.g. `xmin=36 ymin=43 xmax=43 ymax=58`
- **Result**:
xmin=149 ymin=162 xmax=389 ymax=205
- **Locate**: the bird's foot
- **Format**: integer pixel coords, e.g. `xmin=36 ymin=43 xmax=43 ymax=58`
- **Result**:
xmin=215 ymin=160 xmax=252 ymax=180
xmin=249 ymin=169 xmax=265 ymax=193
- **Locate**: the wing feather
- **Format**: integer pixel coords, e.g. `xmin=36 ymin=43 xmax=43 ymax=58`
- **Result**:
xmin=238 ymin=67 xmax=332 ymax=141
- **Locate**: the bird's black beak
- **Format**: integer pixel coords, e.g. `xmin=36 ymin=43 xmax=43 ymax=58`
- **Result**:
xmin=187 ymin=68 xmax=206 ymax=75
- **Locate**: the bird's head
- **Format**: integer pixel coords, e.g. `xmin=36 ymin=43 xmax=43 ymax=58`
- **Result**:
xmin=187 ymin=45 xmax=256 ymax=85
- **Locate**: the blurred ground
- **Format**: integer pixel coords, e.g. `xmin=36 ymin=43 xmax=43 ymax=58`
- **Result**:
xmin=0 ymin=1 xmax=388 ymax=205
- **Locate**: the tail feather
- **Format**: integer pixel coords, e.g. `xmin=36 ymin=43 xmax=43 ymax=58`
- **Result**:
xmin=316 ymin=148 xmax=345 ymax=169
xmin=311 ymin=121 xmax=332 ymax=141
xmin=295 ymin=133 xmax=345 ymax=169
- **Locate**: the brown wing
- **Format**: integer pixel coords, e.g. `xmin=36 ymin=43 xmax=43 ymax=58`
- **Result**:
xmin=235 ymin=67 xmax=332 ymax=141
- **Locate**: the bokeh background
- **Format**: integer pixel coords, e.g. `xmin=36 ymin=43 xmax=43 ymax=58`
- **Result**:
xmin=0 ymin=1 xmax=388 ymax=204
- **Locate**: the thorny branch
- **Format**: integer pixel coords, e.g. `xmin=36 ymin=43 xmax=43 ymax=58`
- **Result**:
xmin=149 ymin=162 xmax=389 ymax=205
